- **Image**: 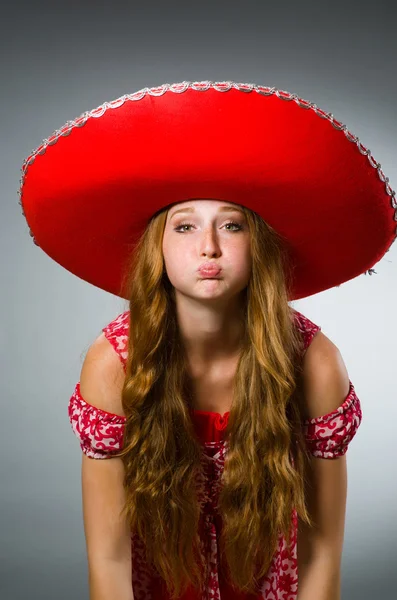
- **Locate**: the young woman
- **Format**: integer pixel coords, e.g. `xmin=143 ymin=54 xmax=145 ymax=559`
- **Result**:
xmin=19 ymin=81 xmax=395 ymax=599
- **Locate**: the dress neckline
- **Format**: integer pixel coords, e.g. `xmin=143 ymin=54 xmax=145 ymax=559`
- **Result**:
xmin=189 ymin=407 xmax=230 ymax=433
xmin=190 ymin=408 xmax=230 ymax=418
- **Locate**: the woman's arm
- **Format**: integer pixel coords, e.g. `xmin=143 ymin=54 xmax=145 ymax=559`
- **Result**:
xmin=297 ymin=454 xmax=347 ymax=600
xmin=80 ymin=335 xmax=134 ymax=599
xmin=82 ymin=454 xmax=134 ymax=600
xmin=297 ymin=332 xmax=350 ymax=600
xmin=88 ymin=553 xmax=135 ymax=600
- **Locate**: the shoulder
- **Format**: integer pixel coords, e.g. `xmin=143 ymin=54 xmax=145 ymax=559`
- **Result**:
xmin=301 ymin=329 xmax=351 ymax=421
xmin=101 ymin=310 xmax=130 ymax=367
xmin=79 ymin=332 xmax=126 ymax=418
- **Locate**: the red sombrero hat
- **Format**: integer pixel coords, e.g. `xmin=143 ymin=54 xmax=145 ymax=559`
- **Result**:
xmin=18 ymin=80 xmax=396 ymax=300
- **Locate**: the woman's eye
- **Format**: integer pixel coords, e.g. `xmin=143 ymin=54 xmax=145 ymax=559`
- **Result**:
xmin=174 ymin=221 xmax=243 ymax=233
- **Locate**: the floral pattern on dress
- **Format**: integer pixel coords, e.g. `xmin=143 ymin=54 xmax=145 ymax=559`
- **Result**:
xmin=68 ymin=381 xmax=125 ymax=459
xmin=67 ymin=308 xmax=363 ymax=599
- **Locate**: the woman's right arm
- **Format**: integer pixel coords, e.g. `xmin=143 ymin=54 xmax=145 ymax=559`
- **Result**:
xmin=79 ymin=334 xmax=134 ymax=600
xmin=82 ymin=454 xmax=134 ymax=600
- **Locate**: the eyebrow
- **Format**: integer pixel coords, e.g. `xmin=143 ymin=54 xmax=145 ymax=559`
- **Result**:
xmin=169 ymin=206 xmax=245 ymax=219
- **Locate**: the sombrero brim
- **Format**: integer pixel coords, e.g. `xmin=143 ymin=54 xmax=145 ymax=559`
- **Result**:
xmin=19 ymin=80 xmax=396 ymax=300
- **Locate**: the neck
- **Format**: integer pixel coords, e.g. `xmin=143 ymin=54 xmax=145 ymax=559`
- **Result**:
xmin=176 ymin=300 xmax=245 ymax=365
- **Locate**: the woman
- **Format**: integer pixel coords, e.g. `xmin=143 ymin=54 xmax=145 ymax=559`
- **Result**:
xmin=70 ymin=197 xmax=361 ymax=599
xmin=19 ymin=81 xmax=394 ymax=599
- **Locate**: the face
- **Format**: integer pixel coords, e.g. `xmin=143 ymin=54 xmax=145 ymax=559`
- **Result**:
xmin=162 ymin=199 xmax=252 ymax=304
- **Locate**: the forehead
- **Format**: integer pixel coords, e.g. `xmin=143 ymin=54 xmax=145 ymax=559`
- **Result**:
xmin=167 ymin=198 xmax=243 ymax=217
xmin=173 ymin=198 xmax=238 ymax=207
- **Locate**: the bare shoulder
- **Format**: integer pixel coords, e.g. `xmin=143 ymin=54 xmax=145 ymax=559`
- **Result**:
xmin=301 ymin=330 xmax=350 ymax=420
xmin=79 ymin=332 xmax=126 ymax=418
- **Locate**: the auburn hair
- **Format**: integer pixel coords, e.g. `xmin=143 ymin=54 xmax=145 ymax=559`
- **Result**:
xmin=111 ymin=203 xmax=314 ymax=598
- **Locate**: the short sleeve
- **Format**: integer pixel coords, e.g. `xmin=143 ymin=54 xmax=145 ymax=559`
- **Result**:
xmin=292 ymin=308 xmax=321 ymax=353
xmin=302 ymin=380 xmax=363 ymax=459
xmin=68 ymin=382 xmax=126 ymax=459
xmin=102 ymin=310 xmax=129 ymax=370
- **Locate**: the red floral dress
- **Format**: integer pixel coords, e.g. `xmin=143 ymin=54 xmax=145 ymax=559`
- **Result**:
xmin=68 ymin=309 xmax=362 ymax=600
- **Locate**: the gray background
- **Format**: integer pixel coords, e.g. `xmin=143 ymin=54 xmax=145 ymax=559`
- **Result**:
xmin=2 ymin=0 xmax=396 ymax=598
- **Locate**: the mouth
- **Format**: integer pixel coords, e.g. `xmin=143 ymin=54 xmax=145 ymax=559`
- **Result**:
xmin=198 ymin=267 xmax=222 ymax=278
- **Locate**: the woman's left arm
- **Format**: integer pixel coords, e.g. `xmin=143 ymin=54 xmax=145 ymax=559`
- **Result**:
xmin=297 ymin=332 xmax=351 ymax=600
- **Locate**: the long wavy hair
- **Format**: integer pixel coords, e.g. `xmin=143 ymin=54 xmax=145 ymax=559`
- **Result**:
xmin=111 ymin=202 xmax=314 ymax=598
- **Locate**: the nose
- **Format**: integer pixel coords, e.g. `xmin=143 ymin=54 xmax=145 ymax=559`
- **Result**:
xmin=199 ymin=224 xmax=221 ymax=257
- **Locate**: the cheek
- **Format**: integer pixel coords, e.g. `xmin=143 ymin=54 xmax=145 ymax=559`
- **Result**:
xmin=230 ymin=247 xmax=252 ymax=281
xmin=233 ymin=262 xmax=251 ymax=282
xmin=163 ymin=239 xmax=190 ymax=277
xmin=228 ymin=241 xmax=251 ymax=264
